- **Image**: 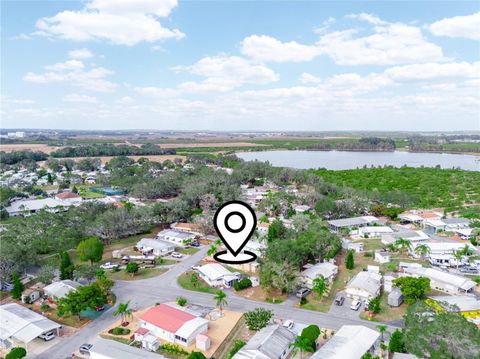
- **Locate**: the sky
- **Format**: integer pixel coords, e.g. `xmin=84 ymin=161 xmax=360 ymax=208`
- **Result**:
xmin=1 ymin=0 xmax=479 ymax=131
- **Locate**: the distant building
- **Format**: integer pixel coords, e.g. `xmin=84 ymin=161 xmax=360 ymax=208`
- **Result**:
xmin=311 ymin=325 xmax=380 ymax=359
xmin=345 ymin=271 xmax=382 ymax=300
xmin=197 ymin=263 xmax=240 ymax=288
xmin=55 ymin=191 xmax=83 ymax=205
xmin=157 ymin=229 xmax=195 ymax=247
xmin=43 ymin=280 xmax=82 ymax=301
xmin=6 ymin=198 xmax=73 ymax=216
xmin=402 ymin=266 xmax=476 ymax=294
xmin=300 ymin=262 xmax=338 ymax=288
xmin=357 ymin=226 xmax=393 ymax=237
xmin=233 ymin=324 xmax=295 ymax=359
xmin=327 ymin=216 xmax=379 ymax=233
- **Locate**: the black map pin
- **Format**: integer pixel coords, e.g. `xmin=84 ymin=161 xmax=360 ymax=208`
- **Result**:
xmin=213 ymin=200 xmax=257 ymax=264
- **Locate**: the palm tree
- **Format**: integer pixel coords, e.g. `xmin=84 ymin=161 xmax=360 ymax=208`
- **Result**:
xmin=394 ymin=238 xmax=412 ymax=254
xmin=414 ymin=244 xmax=430 ymax=259
xmin=376 ymin=324 xmax=387 ymax=342
xmin=453 ymin=250 xmax=464 ymax=269
xmin=214 ymin=290 xmax=228 ymax=313
xmin=386 ymin=243 xmax=397 ymax=253
xmin=290 ymin=336 xmax=311 ymax=359
xmin=312 ymin=275 xmax=328 ymax=299
xmin=114 ymin=301 xmax=132 ymax=326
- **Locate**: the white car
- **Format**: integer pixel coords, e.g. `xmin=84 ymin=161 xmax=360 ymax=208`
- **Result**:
xmin=191 ymin=264 xmax=201 ymax=271
xmin=100 ymin=262 xmax=119 ymax=270
xmin=172 ymin=252 xmax=183 ymax=258
xmin=350 ymin=300 xmax=362 ymax=311
xmin=39 ymin=331 xmax=56 ymax=341
xmin=283 ymin=320 xmax=294 ymax=330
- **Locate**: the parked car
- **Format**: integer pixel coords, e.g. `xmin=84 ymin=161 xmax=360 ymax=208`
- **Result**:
xmin=334 ymin=294 xmax=345 ymax=306
xmin=296 ymin=287 xmax=311 ymax=298
xmin=172 ymin=252 xmax=183 ymax=258
xmin=191 ymin=265 xmax=201 ymax=271
xmin=38 ymin=331 xmax=55 ymax=341
xmin=283 ymin=320 xmax=294 ymax=330
xmin=350 ymin=300 xmax=362 ymax=311
xmin=79 ymin=344 xmax=93 ymax=355
xmin=460 ymin=266 xmax=478 ymax=274
xmin=190 ymin=241 xmax=200 ymax=247
xmin=95 ymin=305 xmax=105 ymax=311
xmin=100 ymin=262 xmax=119 ymax=270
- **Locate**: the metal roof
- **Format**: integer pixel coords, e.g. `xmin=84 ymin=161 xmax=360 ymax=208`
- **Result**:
xmin=233 ymin=324 xmax=295 ymax=359
xmin=0 ymin=303 xmax=61 ymax=343
xmin=311 ymin=325 xmax=380 ymax=359
xmin=90 ymin=338 xmax=166 ymax=359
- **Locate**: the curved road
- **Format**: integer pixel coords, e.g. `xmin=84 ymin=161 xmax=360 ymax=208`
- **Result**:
xmin=40 ymin=247 xmax=399 ymax=358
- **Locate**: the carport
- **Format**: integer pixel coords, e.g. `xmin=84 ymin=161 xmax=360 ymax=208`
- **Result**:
xmin=0 ymin=303 xmax=61 ymax=353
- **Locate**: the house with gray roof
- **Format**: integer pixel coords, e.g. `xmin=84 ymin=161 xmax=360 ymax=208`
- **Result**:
xmin=157 ymin=229 xmax=195 ymax=247
xmin=233 ymin=324 xmax=295 ymax=359
xmin=136 ymin=238 xmax=175 ymax=257
xmin=327 ymin=216 xmax=379 ymax=233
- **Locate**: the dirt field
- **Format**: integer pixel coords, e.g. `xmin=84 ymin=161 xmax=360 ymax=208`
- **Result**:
xmin=0 ymin=143 xmax=60 ymax=153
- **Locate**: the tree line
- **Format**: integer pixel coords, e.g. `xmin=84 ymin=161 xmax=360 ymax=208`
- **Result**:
xmin=50 ymin=143 xmax=176 ymax=157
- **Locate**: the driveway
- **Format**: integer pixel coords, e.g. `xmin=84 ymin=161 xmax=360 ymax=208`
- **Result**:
xmin=328 ymin=292 xmax=363 ymax=320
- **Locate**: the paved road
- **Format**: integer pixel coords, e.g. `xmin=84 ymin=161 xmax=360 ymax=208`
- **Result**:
xmin=40 ymin=246 xmax=399 ymax=359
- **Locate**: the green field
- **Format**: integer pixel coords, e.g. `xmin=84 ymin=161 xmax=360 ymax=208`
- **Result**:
xmin=314 ymin=167 xmax=480 ymax=209
xmin=178 ymin=271 xmax=218 ymax=294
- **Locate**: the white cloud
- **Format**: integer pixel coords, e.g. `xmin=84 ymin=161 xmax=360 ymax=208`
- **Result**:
xmin=174 ymin=55 xmax=278 ymax=91
xmin=24 ymin=57 xmax=116 ymax=92
xmin=240 ymin=35 xmax=321 ymax=63
xmin=316 ymin=21 xmax=445 ymax=65
xmin=45 ymin=60 xmax=84 ymax=72
xmin=35 ymin=0 xmax=184 ymax=46
xmin=68 ymin=48 xmax=94 ymax=59
xmin=385 ymin=61 xmax=480 ymax=81
xmin=346 ymin=13 xmax=388 ymax=25
xmin=63 ymin=93 xmax=97 ymax=103
xmin=429 ymin=12 xmax=480 ymax=40
xmin=299 ymin=73 xmax=321 ymax=84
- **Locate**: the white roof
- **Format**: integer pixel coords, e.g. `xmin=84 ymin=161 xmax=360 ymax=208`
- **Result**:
xmin=404 ymin=266 xmax=476 ymax=291
xmin=198 ymin=263 xmax=234 ymax=281
xmin=0 ymin=303 xmax=61 ymax=343
xmin=301 ymin=262 xmax=338 ymax=280
xmin=157 ymin=229 xmax=194 ymax=240
xmin=311 ymin=325 xmax=380 ymax=359
xmin=399 ymin=214 xmax=424 ymax=222
xmin=429 ymin=295 xmax=480 ymax=312
xmin=347 ymin=271 xmax=382 ymax=296
xmin=175 ymin=317 xmax=208 ymax=339
xmin=6 ymin=198 xmax=71 ymax=214
xmin=137 ymin=238 xmax=174 ymax=251
xmin=90 ymin=338 xmax=165 ymax=359
xmin=426 ymin=242 xmax=475 ymax=253
xmin=44 ymin=280 xmax=82 ymax=299
xmin=358 ymin=226 xmax=393 ymax=234
xmin=425 ymin=219 xmax=446 ymax=227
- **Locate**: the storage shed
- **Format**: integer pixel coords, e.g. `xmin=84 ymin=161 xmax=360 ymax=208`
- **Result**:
xmin=388 ymin=288 xmax=403 ymax=307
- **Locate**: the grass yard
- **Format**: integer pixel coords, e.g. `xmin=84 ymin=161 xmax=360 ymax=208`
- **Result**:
xmin=301 ymin=252 xmax=378 ymax=312
xmin=177 ymin=247 xmax=200 ymax=255
xmin=360 ymin=292 xmax=408 ymax=322
xmin=106 ymin=267 xmax=166 ymax=281
xmin=156 ymin=258 xmax=178 ymax=266
xmin=78 ymin=186 xmax=104 ymax=199
xmin=178 ymin=271 xmax=218 ymax=294
xmin=234 ymin=285 xmax=287 ymax=304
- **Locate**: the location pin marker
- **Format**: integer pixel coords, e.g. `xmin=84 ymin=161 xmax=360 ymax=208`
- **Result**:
xmin=213 ymin=200 xmax=258 ymax=264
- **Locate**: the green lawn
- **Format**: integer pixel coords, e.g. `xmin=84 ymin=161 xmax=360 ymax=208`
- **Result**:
xmin=178 ymin=271 xmax=218 ymax=294
xmin=359 ymin=292 xmax=408 ymax=322
xmin=107 ymin=267 xmax=166 ymax=281
xmin=177 ymin=247 xmax=200 ymax=255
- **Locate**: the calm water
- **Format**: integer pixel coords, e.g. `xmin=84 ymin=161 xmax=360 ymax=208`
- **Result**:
xmin=237 ymin=150 xmax=480 ymax=171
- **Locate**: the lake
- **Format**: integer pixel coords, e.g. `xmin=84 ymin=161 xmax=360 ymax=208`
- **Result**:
xmin=237 ymin=150 xmax=480 ymax=171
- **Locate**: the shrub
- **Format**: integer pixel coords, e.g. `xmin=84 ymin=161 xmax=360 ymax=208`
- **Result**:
xmin=233 ymin=278 xmax=252 ymax=291
xmin=40 ymin=303 xmax=50 ymax=312
xmin=300 ymin=297 xmax=308 ymax=305
xmin=111 ymin=327 xmax=131 ymax=335
xmin=368 ymin=296 xmax=381 ymax=314
xmin=227 ymin=340 xmax=246 ymax=358
xmin=177 ymin=296 xmax=187 ymax=306
xmin=160 ymin=343 xmax=188 ymax=355
xmin=346 ymin=250 xmax=355 ymax=270
xmin=244 ymin=308 xmax=274 ymax=331
xmin=5 ymin=347 xmax=27 ymax=359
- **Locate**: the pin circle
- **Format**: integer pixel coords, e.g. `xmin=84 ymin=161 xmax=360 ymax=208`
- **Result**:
xmin=224 ymin=211 xmax=246 ymax=233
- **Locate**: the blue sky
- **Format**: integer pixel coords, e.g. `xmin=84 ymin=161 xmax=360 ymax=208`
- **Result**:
xmin=2 ymin=0 xmax=479 ymax=131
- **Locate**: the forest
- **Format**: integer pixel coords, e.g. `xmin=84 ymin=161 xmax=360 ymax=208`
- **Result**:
xmin=50 ymin=143 xmax=176 ymax=157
